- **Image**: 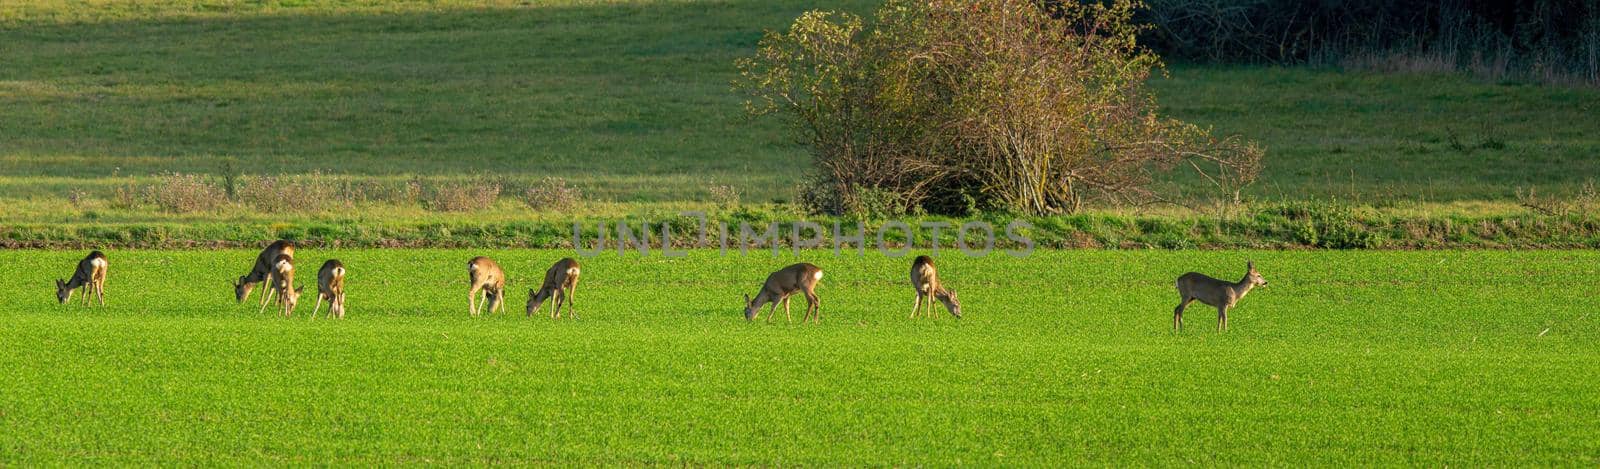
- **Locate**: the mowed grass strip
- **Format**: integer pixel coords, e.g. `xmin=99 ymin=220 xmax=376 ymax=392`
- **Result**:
xmin=1 ymin=249 xmax=1596 ymax=465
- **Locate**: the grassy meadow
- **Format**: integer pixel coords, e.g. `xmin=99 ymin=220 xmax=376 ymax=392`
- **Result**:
xmin=1 ymin=0 xmax=1597 ymax=215
xmin=2 ymin=249 xmax=1598 ymax=465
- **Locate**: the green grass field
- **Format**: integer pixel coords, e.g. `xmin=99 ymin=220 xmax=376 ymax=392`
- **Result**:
xmin=4 ymin=1 xmax=1599 ymax=464
xmin=3 ymin=249 xmax=1597 ymax=465
xmin=2 ymin=0 xmax=1597 ymax=215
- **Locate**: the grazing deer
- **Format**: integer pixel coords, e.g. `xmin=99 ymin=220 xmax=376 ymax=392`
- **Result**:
xmin=56 ymin=250 xmax=108 ymax=306
xmin=910 ymin=255 xmax=961 ymax=319
xmin=1174 ymin=261 xmax=1268 ymax=332
xmin=527 ymin=257 xmax=580 ymax=319
xmin=743 ymin=263 xmax=823 ymax=323
xmin=310 ymin=259 xmax=346 ymax=319
xmin=468 ymin=256 xmax=506 ymax=316
xmin=258 ymin=254 xmax=303 ymax=317
xmin=235 ymin=240 xmax=295 ymax=305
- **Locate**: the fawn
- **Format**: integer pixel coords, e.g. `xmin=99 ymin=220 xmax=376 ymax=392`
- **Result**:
xmin=910 ymin=255 xmax=961 ymax=319
xmin=1174 ymin=261 xmax=1267 ymax=332
xmin=527 ymin=257 xmax=580 ymax=319
xmin=744 ymin=263 xmax=823 ymax=323
xmin=235 ymin=240 xmax=295 ymax=305
xmin=56 ymin=250 xmax=108 ymax=306
xmin=310 ymin=259 xmax=346 ymax=319
xmin=468 ymin=256 xmax=506 ymax=316
xmin=258 ymin=254 xmax=302 ymax=317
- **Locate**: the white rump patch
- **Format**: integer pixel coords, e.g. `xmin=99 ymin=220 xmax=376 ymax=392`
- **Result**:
xmin=334 ymin=267 xmax=345 ymax=277
xmin=468 ymin=263 xmax=478 ymax=271
xmin=814 ymin=271 xmax=823 ymax=281
xmin=92 ymin=258 xmax=107 ymax=268
xmin=568 ymin=267 xmax=580 ymax=276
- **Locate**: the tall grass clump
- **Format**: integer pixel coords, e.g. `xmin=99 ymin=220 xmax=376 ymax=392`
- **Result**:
xmin=236 ymin=172 xmax=344 ymax=213
xmin=147 ymin=173 xmax=226 ymax=213
xmin=422 ymin=179 xmax=501 ymax=212
xmin=518 ymin=177 xmax=583 ymax=212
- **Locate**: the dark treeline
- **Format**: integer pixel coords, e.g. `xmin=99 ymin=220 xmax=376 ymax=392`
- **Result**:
xmin=1056 ymin=0 xmax=1600 ymax=84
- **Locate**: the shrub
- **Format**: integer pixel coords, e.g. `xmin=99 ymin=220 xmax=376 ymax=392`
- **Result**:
xmin=519 ymin=177 xmax=582 ymax=212
xmin=147 ymin=173 xmax=226 ymax=213
xmin=422 ymin=180 xmax=500 ymax=212
xmin=736 ymin=0 xmax=1262 ymax=216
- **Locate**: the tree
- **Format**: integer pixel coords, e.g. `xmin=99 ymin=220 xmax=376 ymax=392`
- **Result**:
xmin=736 ymin=0 xmax=1263 ymax=216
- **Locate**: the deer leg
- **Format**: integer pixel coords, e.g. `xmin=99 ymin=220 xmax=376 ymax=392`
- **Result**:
xmin=1217 ymin=305 xmax=1227 ymax=332
xmin=96 ymin=280 xmax=105 ymax=306
xmin=807 ymin=291 xmax=820 ymax=323
xmin=782 ymin=296 xmax=792 ymax=323
xmin=566 ymin=286 xmax=579 ymax=320
xmin=553 ymin=289 xmax=564 ymax=319
xmin=259 ymin=275 xmax=274 ymax=307
xmin=311 ymin=293 xmax=325 ymax=319
xmin=1174 ymin=298 xmax=1192 ymax=332
xmin=468 ymin=285 xmax=481 ymax=316
xmin=258 ymin=287 xmax=276 ymax=315
xmin=911 ymin=294 xmax=923 ymax=319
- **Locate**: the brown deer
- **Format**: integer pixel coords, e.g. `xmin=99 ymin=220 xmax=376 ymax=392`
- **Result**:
xmin=258 ymin=254 xmax=303 ymax=317
xmin=1174 ymin=261 xmax=1268 ymax=332
xmin=310 ymin=259 xmax=346 ymax=319
xmin=467 ymin=256 xmax=506 ymax=316
xmin=910 ymin=255 xmax=961 ymax=319
xmin=743 ymin=263 xmax=823 ymax=323
xmin=56 ymin=250 xmax=108 ymax=306
xmin=526 ymin=257 xmax=580 ymax=319
xmin=235 ymin=240 xmax=294 ymax=305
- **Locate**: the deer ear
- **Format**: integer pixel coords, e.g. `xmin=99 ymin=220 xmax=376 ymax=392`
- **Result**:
xmin=1247 ymin=260 xmax=1255 ymax=271
xmin=56 ymin=279 xmax=64 ymax=288
xmin=743 ymin=293 xmax=751 ymax=305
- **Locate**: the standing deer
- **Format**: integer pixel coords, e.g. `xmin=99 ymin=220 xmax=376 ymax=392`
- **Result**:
xmin=526 ymin=257 xmax=580 ymax=319
xmin=910 ymin=255 xmax=961 ymax=319
xmin=468 ymin=256 xmax=506 ymax=316
xmin=743 ymin=263 xmax=823 ymax=323
xmin=310 ymin=259 xmax=346 ymax=319
xmin=235 ymin=240 xmax=294 ymax=305
xmin=1174 ymin=261 xmax=1268 ymax=332
xmin=56 ymin=250 xmax=108 ymax=306
xmin=258 ymin=254 xmax=302 ymax=317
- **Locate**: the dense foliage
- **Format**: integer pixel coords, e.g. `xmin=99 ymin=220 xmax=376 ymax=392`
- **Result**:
xmin=1127 ymin=0 xmax=1600 ymax=84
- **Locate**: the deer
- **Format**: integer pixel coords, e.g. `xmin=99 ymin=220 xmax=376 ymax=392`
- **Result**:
xmin=526 ymin=257 xmax=580 ymax=319
xmin=1174 ymin=261 xmax=1268 ymax=332
xmin=743 ymin=263 xmax=823 ymax=323
xmin=309 ymin=259 xmax=346 ymax=319
xmin=235 ymin=240 xmax=295 ymax=306
xmin=258 ymin=254 xmax=303 ymax=317
xmin=909 ymin=255 xmax=961 ymax=319
xmin=468 ymin=256 xmax=506 ymax=317
xmin=56 ymin=250 xmax=108 ymax=306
